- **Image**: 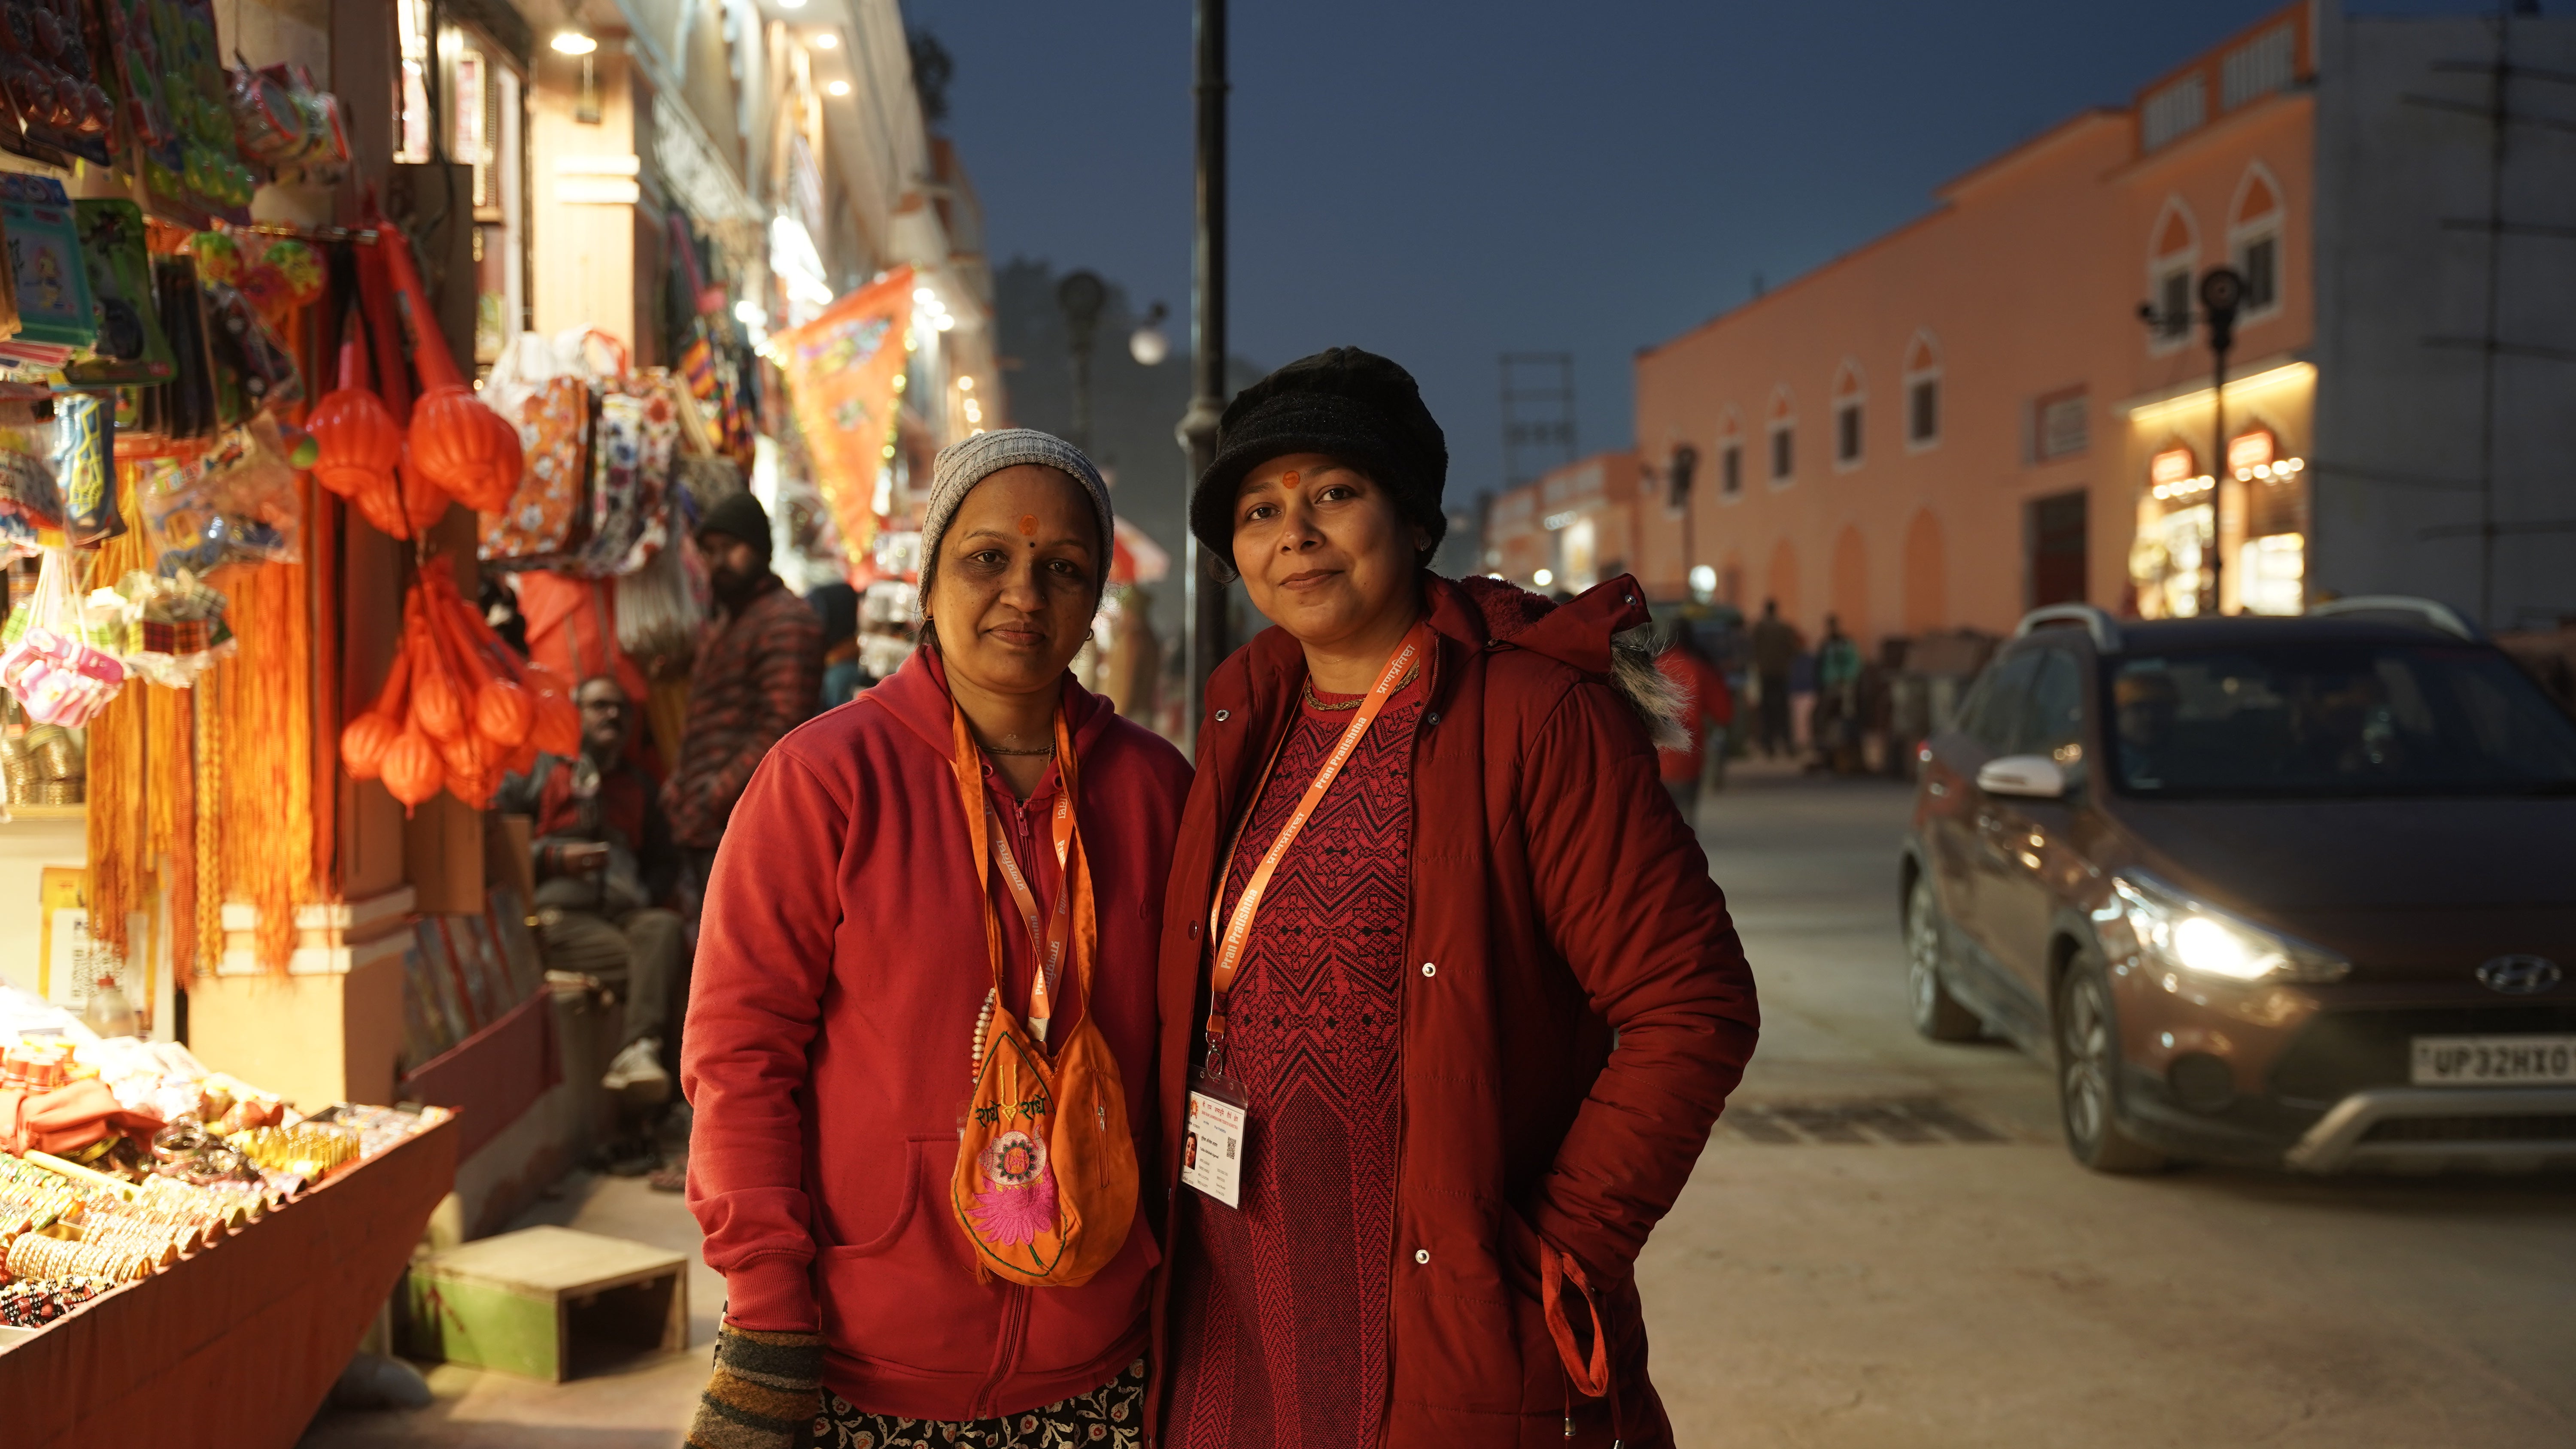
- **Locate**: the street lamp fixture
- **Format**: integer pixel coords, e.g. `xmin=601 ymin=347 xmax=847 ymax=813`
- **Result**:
xmin=1129 ymin=301 xmax=1171 ymax=366
xmin=2137 ymin=265 xmax=2244 ymax=615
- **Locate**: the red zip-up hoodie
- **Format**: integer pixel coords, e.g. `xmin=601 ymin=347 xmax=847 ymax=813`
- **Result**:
xmin=682 ymin=648 xmax=1191 ymax=1420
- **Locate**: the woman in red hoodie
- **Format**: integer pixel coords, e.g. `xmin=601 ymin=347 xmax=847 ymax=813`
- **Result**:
xmin=1152 ymin=351 xmax=1760 ymax=1448
xmin=682 ymin=430 xmax=1191 ymax=1449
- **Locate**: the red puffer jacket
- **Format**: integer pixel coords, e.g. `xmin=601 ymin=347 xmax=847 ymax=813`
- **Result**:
xmin=683 ymin=649 xmax=1191 ymax=1420
xmin=1149 ymin=573 xmax=1759 ymax=1447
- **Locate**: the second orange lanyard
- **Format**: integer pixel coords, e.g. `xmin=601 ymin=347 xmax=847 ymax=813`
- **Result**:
xmin=987 ymin=780 xmax=1075 ymax=1042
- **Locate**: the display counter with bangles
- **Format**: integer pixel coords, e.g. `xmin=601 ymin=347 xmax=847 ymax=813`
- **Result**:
xmin=1 ymin=993 xmax=460 ymax=1448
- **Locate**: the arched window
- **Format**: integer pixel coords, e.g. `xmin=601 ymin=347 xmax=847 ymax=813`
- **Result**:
xmin=1902 ymin=331 xmax=1941 ymax=450
xmin=1767 ymin=386 xmax=1796 ymax=486
xmin=1831 ymin=361 xmax=1866 ymax=471
xmin=2230 ymin=161 xmax=2284 ymax=321
xmin=2147 ymin=197 xmax=2199 ymax=352
xmin=1714 ymin=406 xmax=1745 ymax=502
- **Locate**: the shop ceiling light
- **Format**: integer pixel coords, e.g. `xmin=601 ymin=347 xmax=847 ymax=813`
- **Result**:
xmin=812 ymin=31 xmax=837 ymax=48
xmin=826 ymin=79 xmax=852 ymax=97
xmin=550 ymin=27 xmax=597 ymax=55
xmin=778 ymin=0 xmax=806 ymax=9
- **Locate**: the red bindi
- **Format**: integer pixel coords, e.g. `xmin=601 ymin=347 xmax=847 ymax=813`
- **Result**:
xmin=1282 ymin=470 xmax=1300 ymax=488
xmin=1018 ymin=514 xmax=1039 ymax=537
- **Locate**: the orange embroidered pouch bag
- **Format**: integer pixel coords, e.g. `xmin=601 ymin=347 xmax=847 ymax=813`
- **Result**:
xmin=941 ymin=700 xmax=1138 ymax=1288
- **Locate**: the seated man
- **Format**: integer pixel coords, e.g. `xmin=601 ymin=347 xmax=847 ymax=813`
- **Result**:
xmin=496 ymin=675 xmax=685 ymax=1106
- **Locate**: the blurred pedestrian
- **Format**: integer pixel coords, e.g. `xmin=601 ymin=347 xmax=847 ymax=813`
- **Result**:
xmin=682 ymin=431 xmax=1190 ymax=1449
xmin=1815 ymin=615 xmax=1863 ymax=774
xmin=1750 ymin=598 xmax=1799 ymax=758
xmin=663 ymin=490 xmax=824 ymax=906
xmin=1656 ymin=621 xmax=1733 ymax=820
xmin=1155 ymin=347 xmax=1759 ymax=1449
xmin=495 ymin=676 xmax=682 ymax=1113
xmin=807 ymin=580 xmax=862 ymax=710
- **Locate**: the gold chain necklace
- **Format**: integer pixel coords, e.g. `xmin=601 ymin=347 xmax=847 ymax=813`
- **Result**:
xmin=1303 ymin=664 xmax=1419 ymax=712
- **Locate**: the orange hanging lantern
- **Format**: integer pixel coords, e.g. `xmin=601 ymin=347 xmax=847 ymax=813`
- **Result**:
xmin=399 ymin=446 xmax=452 ymax=536
xmin=474 ymin=676 xmax=534 ymax=749
xmin=307 ymin=307 xmax=404 ymax=506
xmin=341 ymin=711 xmax=400 ymax=780
xmin=380 ymin=726 xmax=444 ymax=812
xmin=379 ymin=219 xmax=524 ymax=515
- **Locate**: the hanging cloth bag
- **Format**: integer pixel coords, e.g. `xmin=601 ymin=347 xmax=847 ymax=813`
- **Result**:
xmin=923 ymin=695 xmax=1139 ymax=1288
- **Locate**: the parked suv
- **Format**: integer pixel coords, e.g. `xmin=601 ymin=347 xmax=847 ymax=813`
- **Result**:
xmin=1899 ymin=598 xmax=2576 ymax=1173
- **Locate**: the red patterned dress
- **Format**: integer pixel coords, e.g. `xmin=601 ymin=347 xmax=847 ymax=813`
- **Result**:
xmin=1162 ymin=675 xmax=1422 ymax=1449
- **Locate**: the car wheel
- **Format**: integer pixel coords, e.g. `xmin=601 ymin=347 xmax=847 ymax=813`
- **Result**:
xmin=1905 ymin=873 xmax=1983 ymax=1042
xmin=2056 ymin=952 xmax=2168 ymax=1173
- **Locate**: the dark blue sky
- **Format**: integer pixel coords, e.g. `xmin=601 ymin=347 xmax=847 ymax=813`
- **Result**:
xmin=906 ymin=0 xmax=2511 ymax=506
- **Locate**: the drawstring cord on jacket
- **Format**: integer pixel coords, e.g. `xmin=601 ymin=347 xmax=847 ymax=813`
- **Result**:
xmin=1542 ymin=1239 xmax=1622 ymax=1448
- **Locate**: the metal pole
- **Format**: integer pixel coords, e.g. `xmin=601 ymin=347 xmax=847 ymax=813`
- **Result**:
xmin=1057 ymin=270 xmax=1106 ymax=455
xmin=2209 ymin=344 xmax=2227 ymax=615
xmin=1178 ymin=0 xmax=1228 ymax=755
xmin=2197 ymin=266 xmax=2243 ymax=616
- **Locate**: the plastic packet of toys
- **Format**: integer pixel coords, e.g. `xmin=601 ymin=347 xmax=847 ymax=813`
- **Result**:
xmin=140 ymin=417 xmax=301 ymax=574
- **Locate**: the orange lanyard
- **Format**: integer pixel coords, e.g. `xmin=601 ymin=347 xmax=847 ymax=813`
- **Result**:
xmin=951 ymin=702 xmax=1091 ymax=1048
xmin=1203 ymin=621 xmax=1432 ymax=1066
xmin=985 ymin=786 xmax=1074 ymax=1040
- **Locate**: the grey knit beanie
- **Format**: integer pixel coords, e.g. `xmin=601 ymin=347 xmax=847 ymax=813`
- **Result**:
xmin=918 ymin=428 xmax=1115 ymax=612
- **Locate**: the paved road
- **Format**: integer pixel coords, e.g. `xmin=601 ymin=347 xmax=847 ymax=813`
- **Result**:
xmin=1643 ymin=764 xmax=2576 ymax=1449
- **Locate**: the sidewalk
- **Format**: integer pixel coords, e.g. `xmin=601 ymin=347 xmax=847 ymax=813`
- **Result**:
xmin=298 ymin=1168 xmax=715 ymax=1448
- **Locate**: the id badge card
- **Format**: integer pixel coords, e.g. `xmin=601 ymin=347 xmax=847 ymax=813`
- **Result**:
xmin=1181 ymin=1073 xmax=1249 ymax=1209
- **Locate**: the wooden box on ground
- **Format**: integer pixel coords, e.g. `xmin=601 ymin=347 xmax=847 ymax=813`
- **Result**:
xmin=403 ymin=1224 xmax=687 ymax=1381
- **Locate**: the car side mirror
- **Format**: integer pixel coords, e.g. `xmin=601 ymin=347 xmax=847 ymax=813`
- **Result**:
xmin=1976 ymin=754 xmax=2068 ymax=799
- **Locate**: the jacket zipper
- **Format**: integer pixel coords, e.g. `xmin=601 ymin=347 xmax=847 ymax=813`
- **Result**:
xmin=1373 ymin=636 xmax=1445 ymax=1449
xmin=972 ymin=1284 xmax=1030 ymax=1419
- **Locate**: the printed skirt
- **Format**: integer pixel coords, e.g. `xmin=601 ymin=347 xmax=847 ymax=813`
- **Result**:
xmin=798 ymin=1358 xmax=1146 ymax=1449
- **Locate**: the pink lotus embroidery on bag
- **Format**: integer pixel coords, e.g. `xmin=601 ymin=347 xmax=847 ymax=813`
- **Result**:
xmin=970 ymin=1130 xmax=1057 ymax=1248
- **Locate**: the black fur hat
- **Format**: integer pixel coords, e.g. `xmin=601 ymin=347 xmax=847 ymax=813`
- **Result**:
xmin=1189 ymin=346 xmax=1449 ymax=570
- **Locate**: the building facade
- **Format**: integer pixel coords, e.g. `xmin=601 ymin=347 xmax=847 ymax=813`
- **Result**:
xmin=1481 ymin=451 xmax=1652 ymax=595
xmin=1616 ymin=2 xmax=2573 ymax=652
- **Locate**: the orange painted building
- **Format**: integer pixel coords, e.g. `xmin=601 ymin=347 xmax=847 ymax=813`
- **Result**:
xmin=1622 ymin=6 xmax=2319 ymax=647
xmin=1481 ymin=451 xmax=1653 ymax=595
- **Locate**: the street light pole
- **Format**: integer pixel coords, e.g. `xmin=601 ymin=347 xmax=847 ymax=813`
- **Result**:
xmin=2197 ymin=267 xmax=2243 ymax=616
xmin=1177 ymin=0 xmax=1228 ymax=755
xmin=1056 ymin=270 xmax=1106 ymax=455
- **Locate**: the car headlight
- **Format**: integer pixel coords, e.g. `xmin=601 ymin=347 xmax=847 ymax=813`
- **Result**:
xmin=2099 ymin=872 xmax=2350 ymax=984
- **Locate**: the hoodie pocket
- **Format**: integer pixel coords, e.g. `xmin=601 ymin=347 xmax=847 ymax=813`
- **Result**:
xmin=816 ymin=1134 xmax=997 ymax=1375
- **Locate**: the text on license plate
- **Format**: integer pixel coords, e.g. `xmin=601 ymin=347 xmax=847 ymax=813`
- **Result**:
xmin=2410 ymin=1034 xmax=2576 ymax=1085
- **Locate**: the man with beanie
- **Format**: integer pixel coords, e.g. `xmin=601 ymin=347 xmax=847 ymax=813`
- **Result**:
xmin=665 ymin=490 xmax=825 ymax=888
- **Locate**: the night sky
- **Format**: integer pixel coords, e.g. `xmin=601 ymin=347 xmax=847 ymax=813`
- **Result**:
xmin=905 ymin=0 xmax=2518 ymax=509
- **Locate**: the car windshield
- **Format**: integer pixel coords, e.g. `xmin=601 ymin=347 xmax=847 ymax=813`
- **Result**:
xmin=2108 ymin=643 xmax=2576 ymax=798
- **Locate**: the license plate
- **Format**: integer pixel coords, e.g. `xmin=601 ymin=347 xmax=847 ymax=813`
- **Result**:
xmin=2410 ymin=1035 xmax=2576 ymax=1086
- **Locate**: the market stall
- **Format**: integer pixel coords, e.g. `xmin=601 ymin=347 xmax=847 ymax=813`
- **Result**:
xmin=1 ymin=990 xmax=457 ymax=1448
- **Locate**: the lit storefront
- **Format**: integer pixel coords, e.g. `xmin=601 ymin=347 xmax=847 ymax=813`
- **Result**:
xmin=2122 ymin=360 xmax=2314 ymax=618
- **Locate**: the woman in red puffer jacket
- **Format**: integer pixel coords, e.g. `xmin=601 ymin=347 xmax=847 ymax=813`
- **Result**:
xmin=1151 ymin=349 xmax=1760 ymax=1449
